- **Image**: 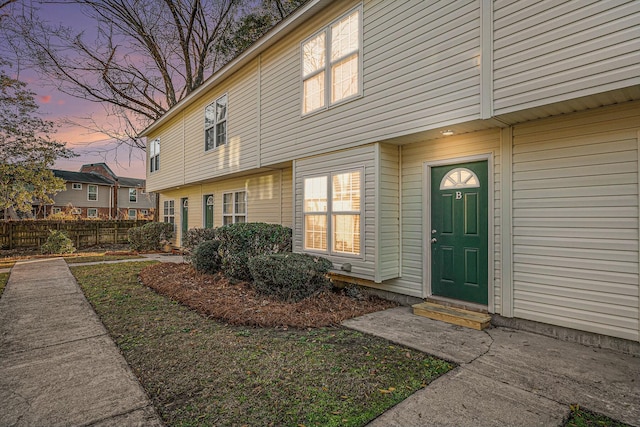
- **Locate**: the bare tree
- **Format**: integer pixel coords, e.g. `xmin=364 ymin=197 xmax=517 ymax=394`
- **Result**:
xmin=3 ymin=0 xmax=242 ymax=149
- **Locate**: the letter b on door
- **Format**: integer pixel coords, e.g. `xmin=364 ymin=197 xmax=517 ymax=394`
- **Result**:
xmin=455 ymin=191 xmax=463 ymax=200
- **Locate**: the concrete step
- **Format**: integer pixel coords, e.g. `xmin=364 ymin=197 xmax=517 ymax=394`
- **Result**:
xmin=412 ymin=301 xmax=491 ymax=330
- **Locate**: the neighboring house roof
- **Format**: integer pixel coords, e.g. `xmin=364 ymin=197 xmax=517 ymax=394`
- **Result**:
xmin=80 ymin=162 xmax=118 ymax=179
xmin=118 ymin=177 xmax=146 ymax=188
xmin=53 ymin=170 xmax=115 ymax=185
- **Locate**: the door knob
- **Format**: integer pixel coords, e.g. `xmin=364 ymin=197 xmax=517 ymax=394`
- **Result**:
xmin=431 ymin=238 xmax=437 ymax=243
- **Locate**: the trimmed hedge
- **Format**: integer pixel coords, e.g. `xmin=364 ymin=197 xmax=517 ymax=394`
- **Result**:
xmin=41 ymin=230 xmax=76 ymax=254
xmin=128 ymin=222 xmax=174 ymax=251
xmin=248 ymin=252 xmax=333 ymax=302
xmin=216 ymin=222 xmax=292 ymax=281
xmin=192 ymin=240 xmax=222 ymax=274
xmin=182 ymin=227 xmax=217 ymax=261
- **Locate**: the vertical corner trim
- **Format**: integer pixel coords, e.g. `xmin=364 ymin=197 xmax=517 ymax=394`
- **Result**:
xmin=500 ymin=126 xmax=514 ymax=317
xmin=480 ymin=0 xmax=494 ymax=120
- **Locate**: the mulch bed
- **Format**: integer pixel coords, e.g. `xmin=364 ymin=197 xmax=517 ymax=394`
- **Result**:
xmin=139 ymin=263 xmax=399 ymax=328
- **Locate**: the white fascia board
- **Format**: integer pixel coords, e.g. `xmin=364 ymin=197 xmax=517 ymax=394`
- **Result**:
xmin=139 ymin=0 xmax=327 ymax=138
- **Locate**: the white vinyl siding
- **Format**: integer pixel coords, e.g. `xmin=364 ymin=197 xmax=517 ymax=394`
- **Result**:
xmin=384 ymin=129 xmax=501 ymax=301
xmin=493 ymin=0 xmax=640 ymax=115
xmin=259 ymin=0 xmax=482 ymax=167
xmin=157 ymin=168 xmax=292 ymax=246
xmin=295 ymin=144 xmax=399 ymax=283
xmin=378 ymin=143 xmax=400 ymax=281
xmin=511 ymin=103 xmax=640 ymax=341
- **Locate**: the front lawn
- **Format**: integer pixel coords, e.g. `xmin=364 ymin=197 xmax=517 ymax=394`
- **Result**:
xmin=71 ymin=262 xmax=453 ymax=427
xmin=565 ymin=406 xmax=633 ymax=427
xmin=65 ymin=254 xmax=144 ymax=264
xmin=0 ymin=272 xmax=8 ymax=296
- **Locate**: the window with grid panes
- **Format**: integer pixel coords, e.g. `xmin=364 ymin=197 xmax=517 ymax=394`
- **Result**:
xmin=223 ymin=191 xmax=246 ymax=225
xmin=303 ymin=170 xmax=361 ymax=256
xmin=205 ymin=94 xmax=227 ymax=150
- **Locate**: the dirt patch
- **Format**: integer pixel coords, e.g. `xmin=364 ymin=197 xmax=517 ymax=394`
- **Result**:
xmin=139 ymin=263 xmax=398 ymax=328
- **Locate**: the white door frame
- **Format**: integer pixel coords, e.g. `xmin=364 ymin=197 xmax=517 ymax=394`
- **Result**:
xmin=422 ymin=153 xmax=495 ymax=313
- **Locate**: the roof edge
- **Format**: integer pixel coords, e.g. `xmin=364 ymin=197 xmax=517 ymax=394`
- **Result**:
xmin=139 ymin=0 xmax=327 ymax=138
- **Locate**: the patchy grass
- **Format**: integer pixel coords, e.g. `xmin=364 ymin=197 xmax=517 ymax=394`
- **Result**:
xmin=71 ymin=262 xmax=453 ymax=427
xmin=565 ymin=406 xmax=632 ymax=427
xmin=65 ymin=254 xmax=143 ymax=264
xmin=0 ymin=272 xmax=8 ymax=296
xmin=0 ymin=260 xmax=16 ymax=269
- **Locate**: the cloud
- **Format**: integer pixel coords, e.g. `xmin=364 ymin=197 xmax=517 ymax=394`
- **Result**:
xmin=40 ymin=95 xmax=52 ymax=104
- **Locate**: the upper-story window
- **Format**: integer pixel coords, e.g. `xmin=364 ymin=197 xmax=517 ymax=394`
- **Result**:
xmin=205 ymin=94 xmax=228 ymax=151
xmin=72 ymin=183 xmax=82 ymax=190
xmin=302 ymin=8 xmax=361 ymax=115
xmin=87 ymin=185 xmax=98 ymax=201
xmin=149 ymin=138 xmax=160 ymax=173
xmin=129 ymin=188 xmax=137 ymax=203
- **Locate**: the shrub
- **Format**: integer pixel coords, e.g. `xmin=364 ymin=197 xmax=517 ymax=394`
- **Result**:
xmin=128 ymin=222 xmax=174 ymax=251
xmin=41 ymin=230 xmax=76 ymax=254
xmin=248 ymin=252 xmax=333 ymax=302
xmin=192 ymin=240 xmax=222 ymax=274
xmin=182 ymin=227 xmax=217 ymax=261
xmin=216 ymin=222 xmax=292 ymax=281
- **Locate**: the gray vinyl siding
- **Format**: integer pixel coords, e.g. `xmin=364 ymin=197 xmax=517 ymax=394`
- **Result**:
xmin=259 ymin=0 xmax=482 ymax=166
xmin=378 ymin=144 xmax=400 ymax=281
xmin=53 ymin=183 xmax=111 ymax=209
xmin=384 ymin=129 xmax=502 ymax=304
xmin=294 ymin=145 xmax=378 ymax=281
xmin=511 ymin=102 xmax=640 ymax=341
xmin=117 ymin=188 xmax=154 ymax=210
xmin=493 ymin=0 xmax=640 ymax=115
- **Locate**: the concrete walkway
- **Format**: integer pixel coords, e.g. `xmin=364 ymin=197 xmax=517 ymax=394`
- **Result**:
xmin=344 ymin=307 xmax=640 ymax=427
xmin=0 ymin=258 xmax=164 ymax=427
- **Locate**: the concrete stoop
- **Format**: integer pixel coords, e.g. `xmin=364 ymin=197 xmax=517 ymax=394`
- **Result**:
xmin=412 ymin=301 xmax=491 ymax=330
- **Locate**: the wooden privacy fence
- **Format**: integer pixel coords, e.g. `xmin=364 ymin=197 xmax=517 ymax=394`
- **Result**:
xmin=0 ymin=220 xmax=151 ymax=250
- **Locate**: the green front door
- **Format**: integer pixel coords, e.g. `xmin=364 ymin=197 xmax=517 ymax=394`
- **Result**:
xmin=431 ymin=161 xmax=488 ymax=305
xmin=204 ymin=195 xmax=214 ymax=228
xmin=181 ymin=198 xmax=188 ymax=245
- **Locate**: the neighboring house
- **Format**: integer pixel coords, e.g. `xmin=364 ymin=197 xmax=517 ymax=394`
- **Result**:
xmin=44 ymin=164 xmax=155 ymax=219
xmin=141 ymin=1 xmax=640 ymax=344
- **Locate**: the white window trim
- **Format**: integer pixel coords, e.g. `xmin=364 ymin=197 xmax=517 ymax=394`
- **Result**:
xmin=149 ymin=138 xmax=160 ymax=173
xmin=222 ymin=190 xmax=247 ymax=225
xmin=87 ymin=208 xmax=98 ymax=218
xmin=52 ymin=207 xmax=62 ymax=214
xmin=72 ymin=183 xmax=82 ymax=190
xmin=71 ymin=208 xmax=81 ymax=215
xmin=205 ymin=93 xmax=228 ymax=151
xmin=129 ymin=188 xmax=138 ymax=203
xmin=163 ymin=200 xmax=175 ymax=230
xmin=128 ymin=209 xmax=137 ymax=219
xmin=87 ymin=185 xmax=98 ymax=201
xmin=300 ymin=5 xmax=363 ymax=117
xmin=140 ymin=209 xmax=149 ymax=215
xmin=302 ymin=167 xmax=364 ymax=259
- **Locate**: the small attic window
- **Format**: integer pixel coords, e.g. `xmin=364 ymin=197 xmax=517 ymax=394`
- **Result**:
xmin=72 ymin=183 xmax=82 ymax=190
xmin=440 ymin=168 xmax=480 ymax=190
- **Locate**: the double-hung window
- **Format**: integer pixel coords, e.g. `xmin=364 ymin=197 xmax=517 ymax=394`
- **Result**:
xmin=303 ymin=170 xmax=362 ymax=256
xmin=87 ymin=185 xmax=98 ymax=201
xmin=129 ymin=188 xmax=137 ymax=203
xmin=87 ymin=208 xmax=98 ymax=218
xmin=149 ymin=139 xmax=160 ymax=173
xmin=205 ymin=94 xmax=228 ymax=150
xmin=223 ymin=191 xmax=246 ymax=225
xmin=302 ymin=8 xmax=361 ymax=114
xmin=163 ymin=200 xmax=175 ymax=228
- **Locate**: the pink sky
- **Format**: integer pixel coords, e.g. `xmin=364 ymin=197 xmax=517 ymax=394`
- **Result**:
xmin=18 ymin=3 xmax=148 ymax=179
